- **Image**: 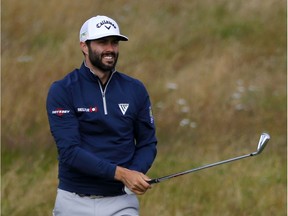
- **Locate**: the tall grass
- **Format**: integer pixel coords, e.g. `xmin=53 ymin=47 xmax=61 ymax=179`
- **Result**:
xmin=2 ymin=0 xmax=286 ymax=215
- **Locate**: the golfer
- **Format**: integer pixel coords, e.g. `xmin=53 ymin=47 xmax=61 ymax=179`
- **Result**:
xmin=46 ymin=15 xmax=157 ymax=216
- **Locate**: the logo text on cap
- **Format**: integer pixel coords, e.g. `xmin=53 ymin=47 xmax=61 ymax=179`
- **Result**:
xmin=96 ymin=20 xmax=117 ymax=30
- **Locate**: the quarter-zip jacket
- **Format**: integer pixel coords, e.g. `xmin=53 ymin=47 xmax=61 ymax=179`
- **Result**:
xmin=46 ymin=63 xmax=157 ymax=196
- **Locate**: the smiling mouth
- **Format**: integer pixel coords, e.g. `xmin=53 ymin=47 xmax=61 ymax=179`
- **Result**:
xmin=102 ymin=53 xmax=115 ymax=63
xmin=104 ymin=56 xmax=113 ymax=60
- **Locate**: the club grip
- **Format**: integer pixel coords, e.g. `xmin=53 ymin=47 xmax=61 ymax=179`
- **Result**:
xmin=147 ymin=179 xmax=157 ymax=184
xmin=147 ymin=179 xmax=158 ymax=184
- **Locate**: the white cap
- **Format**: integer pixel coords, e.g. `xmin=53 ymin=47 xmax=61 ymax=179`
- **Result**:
xmin=79 ymin=16 xmax=128 ymax=42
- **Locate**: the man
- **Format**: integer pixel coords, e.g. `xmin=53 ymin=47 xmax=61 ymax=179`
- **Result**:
xmin=46 ymin=15 xmax=157 ymax=216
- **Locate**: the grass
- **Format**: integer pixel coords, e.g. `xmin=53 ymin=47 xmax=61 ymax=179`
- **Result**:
xmin=1 ymin=0 xmax=287 ymax=215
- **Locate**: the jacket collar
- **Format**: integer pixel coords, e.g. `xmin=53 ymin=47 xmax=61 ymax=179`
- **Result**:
xmin=80 ymin=61 xmax=116 ymax=84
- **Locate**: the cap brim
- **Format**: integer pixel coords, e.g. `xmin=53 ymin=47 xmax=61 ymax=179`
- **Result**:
xmin=86 ymin=34 xmax=128 ymax=41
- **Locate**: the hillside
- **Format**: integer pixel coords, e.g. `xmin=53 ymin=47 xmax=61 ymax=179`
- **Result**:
xmin=2 ymin=0 xmax=287 ymax=215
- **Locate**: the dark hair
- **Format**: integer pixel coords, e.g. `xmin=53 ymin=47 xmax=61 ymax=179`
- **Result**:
xmin=85 ymin=40 xmax=92 ymax=46
xmin=82 ymin=40 xmax=92 ymax=56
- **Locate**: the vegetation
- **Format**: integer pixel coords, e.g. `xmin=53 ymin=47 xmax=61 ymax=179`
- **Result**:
xmin=2 ymin=0 xmax=286 ymax=215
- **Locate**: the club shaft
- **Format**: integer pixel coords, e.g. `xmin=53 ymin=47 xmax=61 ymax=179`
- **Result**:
xmin=148 ymin=152 xmax=255 ymax=184
xmin=124 ymin=133 xmax=269 ymax=194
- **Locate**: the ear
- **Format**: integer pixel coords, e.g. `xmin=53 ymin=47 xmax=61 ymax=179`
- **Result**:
xmin=80 ymin=42 xmax=88 ymax=55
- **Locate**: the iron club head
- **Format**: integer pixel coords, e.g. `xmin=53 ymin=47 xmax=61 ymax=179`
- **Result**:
xmin=255 ymin=133 xmax=270 ymax=155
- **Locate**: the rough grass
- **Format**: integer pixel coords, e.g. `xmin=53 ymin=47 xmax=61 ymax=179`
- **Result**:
xmin=1 ymin=0 xmax=287 ymax=215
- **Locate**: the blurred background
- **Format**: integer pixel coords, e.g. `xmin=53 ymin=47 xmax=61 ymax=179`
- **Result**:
xmin=2 ymin=0 xmax=286 ymax=215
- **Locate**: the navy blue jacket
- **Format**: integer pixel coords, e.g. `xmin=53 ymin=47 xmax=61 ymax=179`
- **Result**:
xmin=46 ymin=63 xmax=157 ymax=196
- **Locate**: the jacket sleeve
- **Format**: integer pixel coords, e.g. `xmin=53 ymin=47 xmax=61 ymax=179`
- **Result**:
xmin=129 ymin=85 xmax=157 ymax=173
xmin=46 ymin=81 xmax=116 ymax=179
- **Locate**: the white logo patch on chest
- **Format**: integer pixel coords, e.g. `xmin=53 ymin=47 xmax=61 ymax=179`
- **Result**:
xmin=118 ymin=104 xmax=129 ymax=115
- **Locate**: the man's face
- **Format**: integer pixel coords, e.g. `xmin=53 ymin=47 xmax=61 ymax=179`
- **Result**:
xmin=87 ymin=37 xmax=119 ymax=73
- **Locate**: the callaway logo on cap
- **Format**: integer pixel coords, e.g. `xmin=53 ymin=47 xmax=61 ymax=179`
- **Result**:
xmin=79 ymin=15 xmax=128 ymax=42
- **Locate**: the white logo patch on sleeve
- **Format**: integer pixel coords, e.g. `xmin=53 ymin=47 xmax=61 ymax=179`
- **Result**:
xmin=118 ymin=103 xmax=129 ymax=115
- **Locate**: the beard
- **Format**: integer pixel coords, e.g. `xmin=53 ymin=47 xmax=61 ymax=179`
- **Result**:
xmin=88 ymin=46 xmax=119 ymax=73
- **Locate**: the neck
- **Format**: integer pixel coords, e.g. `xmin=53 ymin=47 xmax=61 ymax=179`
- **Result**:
xmin=84 ymin=60 xmax=112 ymax=85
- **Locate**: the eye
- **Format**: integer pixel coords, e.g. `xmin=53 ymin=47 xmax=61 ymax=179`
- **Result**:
xmin=97 ymin=39 xmax=106 ymax=44
xmin=112 ymin=40 xmax=119 ymax=45
xmin=95 ymin=38 xmax=119 ymax=46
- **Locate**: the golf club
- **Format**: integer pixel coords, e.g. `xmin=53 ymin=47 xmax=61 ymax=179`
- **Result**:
xmin=124 ymin=132 xmax=270 ymax=194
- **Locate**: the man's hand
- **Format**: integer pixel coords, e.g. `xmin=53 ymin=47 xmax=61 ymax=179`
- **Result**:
xmin=114 ymin=166 xmax=151 ymax=195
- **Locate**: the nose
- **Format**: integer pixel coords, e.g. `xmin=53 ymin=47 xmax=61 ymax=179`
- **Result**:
xmin=104 ymin=38 xmax=119 ymax=51
xmin=105 ymin=42 xmax=115 ymax=51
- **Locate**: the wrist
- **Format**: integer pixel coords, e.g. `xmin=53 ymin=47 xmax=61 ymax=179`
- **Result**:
xmin=114 ymin=166 xmax=128 ymax=181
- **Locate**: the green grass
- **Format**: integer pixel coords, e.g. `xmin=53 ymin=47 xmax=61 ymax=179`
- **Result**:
xmin=2 ymin=0 xmax=286 ymax=215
